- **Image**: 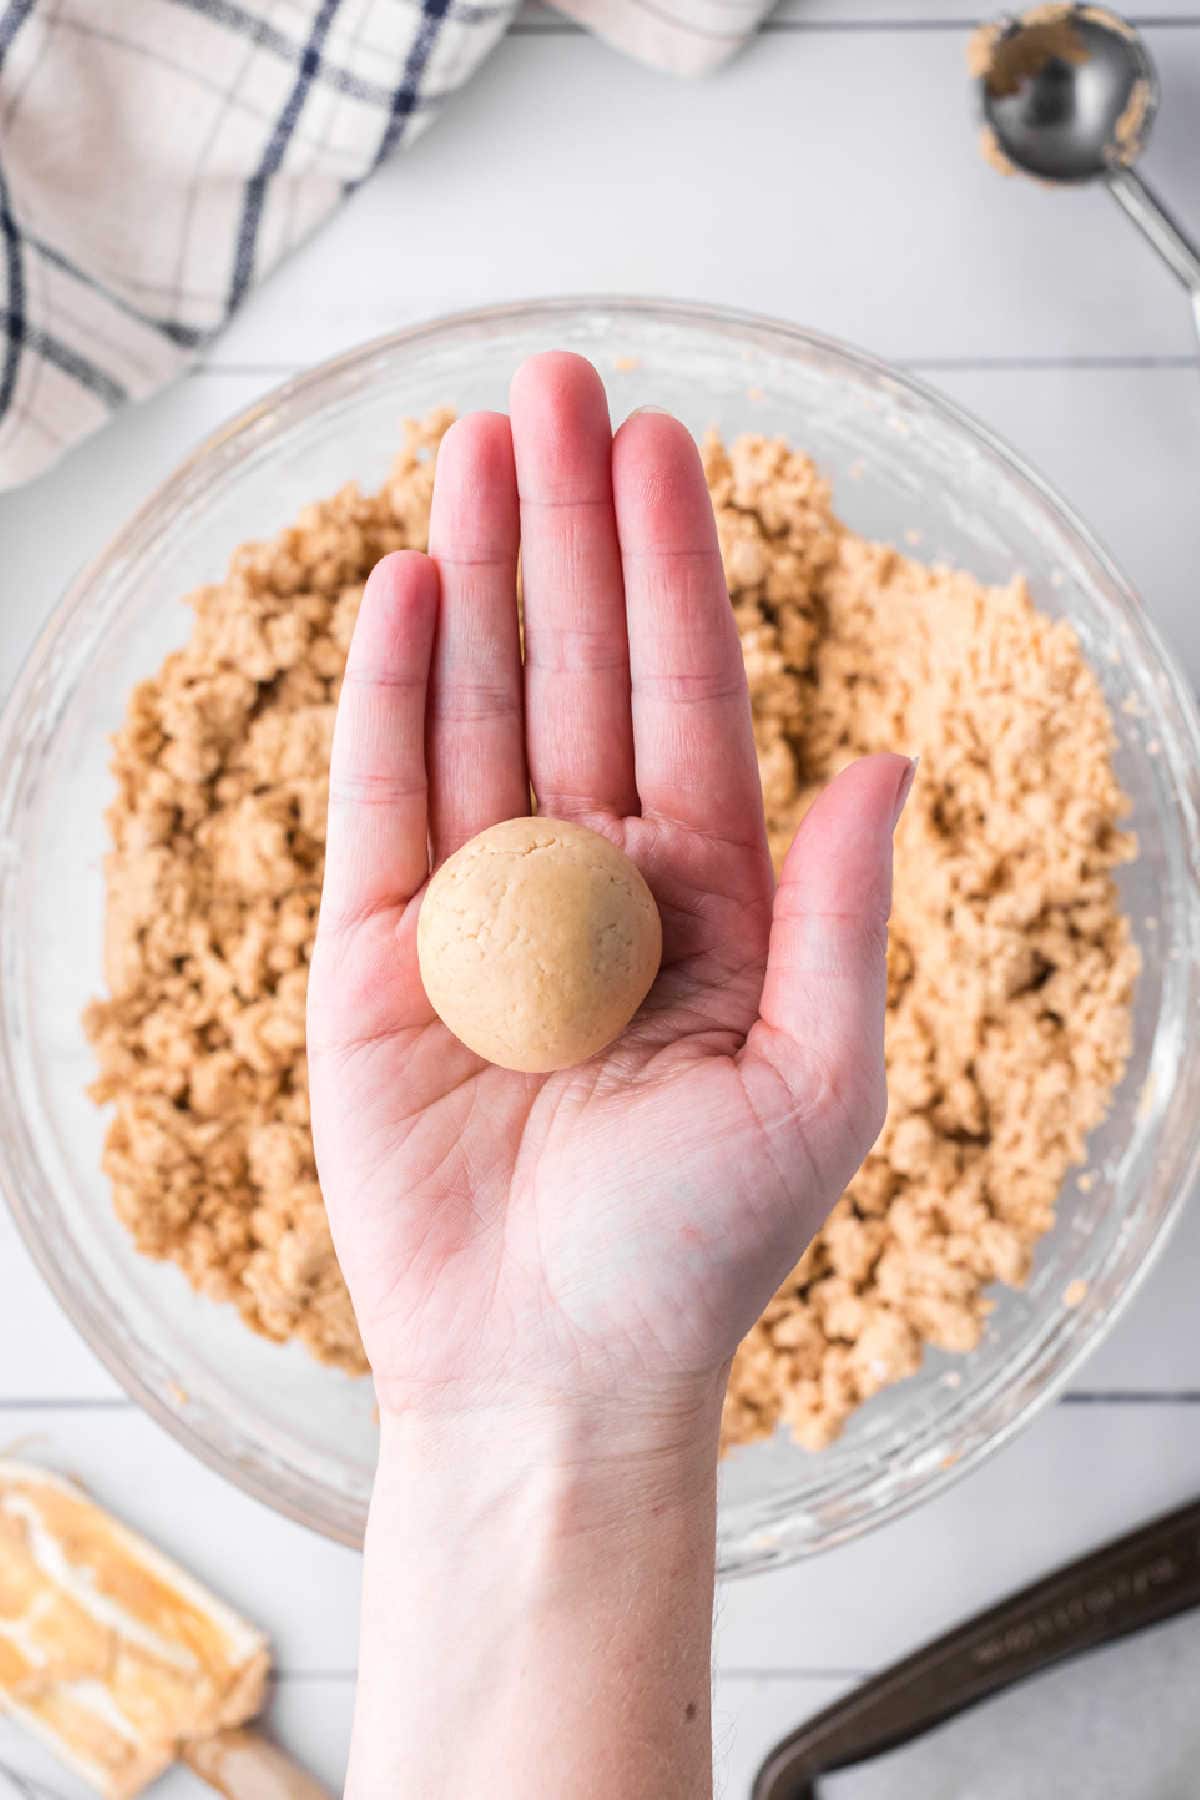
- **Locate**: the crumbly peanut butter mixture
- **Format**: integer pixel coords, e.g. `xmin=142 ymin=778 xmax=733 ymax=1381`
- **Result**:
xmin=706 ymin=431 xmax=1137 ymax=1449
xmin=83 ymin=414 xmax=454 ymax=1371
xmin=85 ymin=412 xmax=1137 ymax=1449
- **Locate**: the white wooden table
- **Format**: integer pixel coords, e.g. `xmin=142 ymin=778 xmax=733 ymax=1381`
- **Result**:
xmin=2 ymin=8 xmax=1199 ymax=1794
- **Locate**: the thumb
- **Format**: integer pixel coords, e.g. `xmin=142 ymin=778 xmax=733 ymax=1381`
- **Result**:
xmin=742 ymin=752 xmax=915 ymax=1202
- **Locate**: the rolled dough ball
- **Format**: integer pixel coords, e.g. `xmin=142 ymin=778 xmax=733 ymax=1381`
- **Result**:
xmin=417 ymin=816 xmax=662 ymax=1073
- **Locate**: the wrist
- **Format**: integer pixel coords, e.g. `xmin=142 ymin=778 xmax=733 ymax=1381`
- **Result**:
xmin=373 ymin=1378 xmax=725 ymax=1542
xmin=354 ymin=1385 xmax=723 ymax=1799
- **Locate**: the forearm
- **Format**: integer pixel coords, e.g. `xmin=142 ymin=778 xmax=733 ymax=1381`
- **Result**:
xmin=349 ymin=1393 xmax=723 ymax=1800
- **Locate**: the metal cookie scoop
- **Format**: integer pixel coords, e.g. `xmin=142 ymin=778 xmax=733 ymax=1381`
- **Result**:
xmin=976 ymin=5 xmax=1200 ymax=343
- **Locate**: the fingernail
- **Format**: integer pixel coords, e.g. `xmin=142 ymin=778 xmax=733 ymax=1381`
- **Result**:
xmin=891 ymin=755 xmax=919 ymax=830
xmin=626 ymin=404 xmax=671 ymax=419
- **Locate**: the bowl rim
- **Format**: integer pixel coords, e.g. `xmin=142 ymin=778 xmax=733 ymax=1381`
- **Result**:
xmin=3 ymin=294 xmax=1200 ymax=1566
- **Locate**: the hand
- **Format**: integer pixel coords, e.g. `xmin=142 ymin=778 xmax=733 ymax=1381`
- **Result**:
xmin=307 ymin=351 xmax=911 ymax=1437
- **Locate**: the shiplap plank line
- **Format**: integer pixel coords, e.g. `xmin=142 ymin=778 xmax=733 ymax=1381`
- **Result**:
xmin=6 ymin=1391 xmax=1200 ymax=1407
xmin=510 ymin=12 xmax=1200 ymax=26
xmin=193 ymin=354 xmax=1200 ymax=374
xmin=515 ymin=0 xmax=1200 ymax=24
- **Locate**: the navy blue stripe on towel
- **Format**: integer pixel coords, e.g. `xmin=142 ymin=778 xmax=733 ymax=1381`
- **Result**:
xmin=370 ymin=0 xmax=452 ymax=174
xmin=226 ymin=0 xmax=344 ymax=313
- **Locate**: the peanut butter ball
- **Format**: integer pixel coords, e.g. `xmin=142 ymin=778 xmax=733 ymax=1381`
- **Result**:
xmin=416 ymin=816 xmax=662 ymax=1073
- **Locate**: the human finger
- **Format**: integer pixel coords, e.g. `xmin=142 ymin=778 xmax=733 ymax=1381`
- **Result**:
xmin=319 ymin=550 xmax=438 ymax=932
xmin=612 ymin=408 xmax=765 ymax=853
xmin=509 ymin=351 xmax=638 ymax=820
xmin=427 ymin=411 xmax=527 ymax=860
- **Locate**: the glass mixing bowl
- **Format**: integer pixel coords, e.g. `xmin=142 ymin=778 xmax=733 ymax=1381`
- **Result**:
xmin=2 ymin=301 xmax=1198 ymax=1575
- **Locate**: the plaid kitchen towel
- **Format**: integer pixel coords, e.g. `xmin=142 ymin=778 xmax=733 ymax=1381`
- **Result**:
xmin=0 ymin=0 xmax=770 ymax=492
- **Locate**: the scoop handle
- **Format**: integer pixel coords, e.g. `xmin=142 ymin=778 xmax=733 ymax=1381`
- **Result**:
xmin=752 ymin=1495 xmax=1200 ymax=1799
xmin=1106 ymin=165 xmax=1200 ymax=345
xmin=182 ymin=1727 xmax=334 ymax=1800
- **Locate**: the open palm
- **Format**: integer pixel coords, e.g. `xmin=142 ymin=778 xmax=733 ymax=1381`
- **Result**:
xmin=307 ymin=353 xmax=910 ymax=1423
